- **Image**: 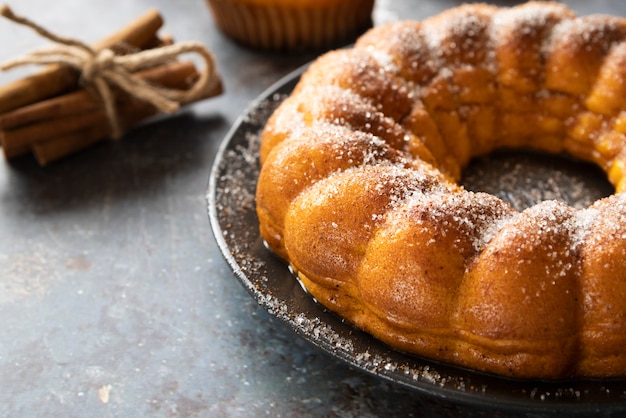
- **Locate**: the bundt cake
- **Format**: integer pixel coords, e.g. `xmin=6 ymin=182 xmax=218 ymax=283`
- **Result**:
xmin=255 ymin=1 xmax=626 ymax=379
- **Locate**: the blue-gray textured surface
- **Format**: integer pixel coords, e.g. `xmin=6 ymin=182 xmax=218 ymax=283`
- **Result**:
xmin=1 ymin=1 xmax=626 ymax=416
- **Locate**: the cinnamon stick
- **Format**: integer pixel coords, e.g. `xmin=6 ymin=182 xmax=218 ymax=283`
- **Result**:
xmin=2 ymin=109 xmax=105 ymax=156
xmin=0 ymin=59 xmax=194 ymax=130
xmin=0 ymin=8 xmax=164 ymax=114
xmin=33 ymin=79 xmax=223 ymax=166
xmin=143 ymin=33 xmax=174 ymax=50
xmin=91 ymin=9 xmax=164 ymax=52
xmin=2 ymin=60 xmax=223 ymax=162
xmin=32 ymin=106 xmax=154 ymax=166
xmin=0 ymin=90 xmax=101 ymax=131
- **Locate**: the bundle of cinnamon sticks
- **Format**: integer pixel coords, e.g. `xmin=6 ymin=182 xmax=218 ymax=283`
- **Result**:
xmin=0 ymin=8 xmax=223 ymax=166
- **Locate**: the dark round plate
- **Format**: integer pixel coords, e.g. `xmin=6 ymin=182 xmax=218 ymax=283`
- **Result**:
xmin=207 ymin=64 xmax=626 ymax=416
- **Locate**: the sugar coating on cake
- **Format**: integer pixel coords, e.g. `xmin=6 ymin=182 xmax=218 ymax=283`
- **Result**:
xmin=255 ymin=2 xmax=626 ymax=379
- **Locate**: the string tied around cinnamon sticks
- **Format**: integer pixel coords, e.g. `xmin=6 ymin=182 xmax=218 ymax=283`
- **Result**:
xmin=0 ymin=4 xmax=219 ymax=139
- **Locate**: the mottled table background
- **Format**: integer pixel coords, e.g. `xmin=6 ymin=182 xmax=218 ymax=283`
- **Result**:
xmin=1 ymin=1 xmax=626 ymax=417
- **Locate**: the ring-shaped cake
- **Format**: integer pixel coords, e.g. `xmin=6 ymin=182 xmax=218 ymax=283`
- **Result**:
xmin=255 ymin=2 xmax=626 ymax=379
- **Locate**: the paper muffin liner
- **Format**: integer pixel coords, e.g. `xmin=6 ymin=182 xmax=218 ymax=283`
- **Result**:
xmin=206 ymin=0 xmax=374 ymax=51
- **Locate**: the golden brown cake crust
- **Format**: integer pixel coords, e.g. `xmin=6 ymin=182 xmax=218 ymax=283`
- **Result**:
xmin=256 ymin=2 xmax=626 ymax=379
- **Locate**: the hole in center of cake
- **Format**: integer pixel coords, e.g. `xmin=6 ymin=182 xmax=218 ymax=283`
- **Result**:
xmin=460 ymin=150 xmax=614 ymax=212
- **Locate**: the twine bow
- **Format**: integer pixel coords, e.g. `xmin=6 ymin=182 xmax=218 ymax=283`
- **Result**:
xmin=0 ymin=4 xmax=218 ymax=138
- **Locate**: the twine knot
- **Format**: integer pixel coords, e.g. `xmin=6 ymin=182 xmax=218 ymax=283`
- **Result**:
xmin=83 ymin=49 xmax=116 ymax=83
xmin=0 ymin=4 xmax=219 ymax=139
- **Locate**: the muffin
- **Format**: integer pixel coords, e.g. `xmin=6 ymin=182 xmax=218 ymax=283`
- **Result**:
xmin=206 ymin=0 xmax=375 ymax=51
